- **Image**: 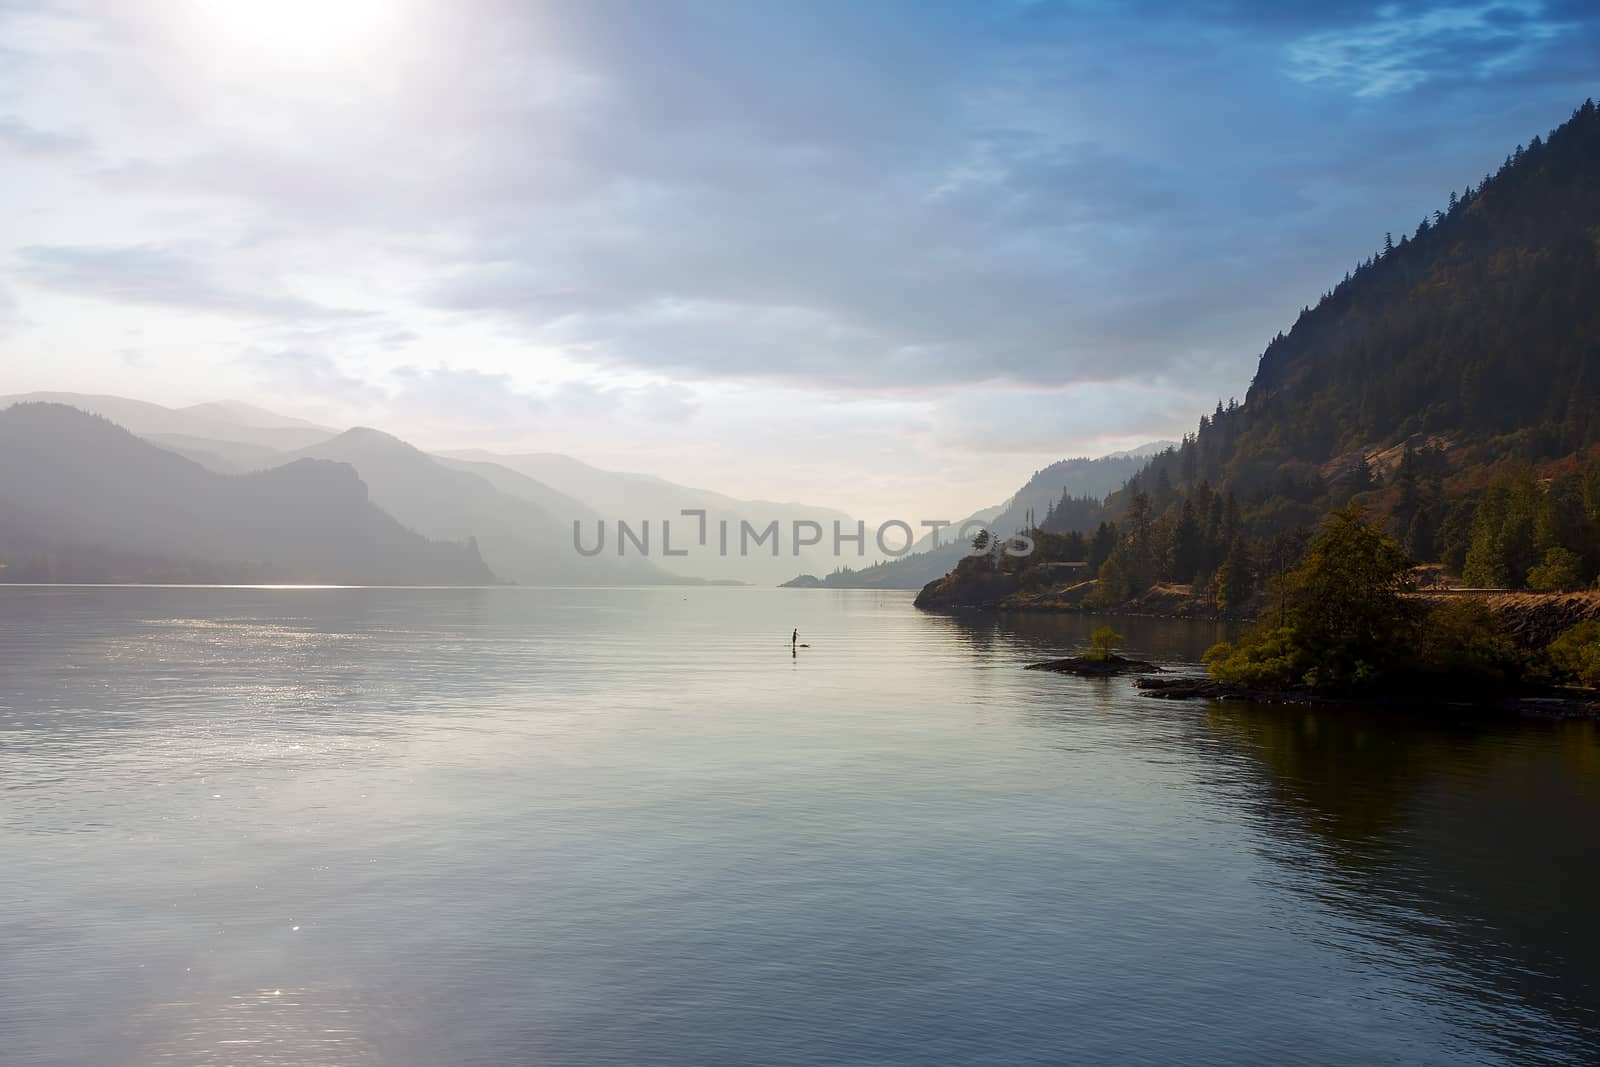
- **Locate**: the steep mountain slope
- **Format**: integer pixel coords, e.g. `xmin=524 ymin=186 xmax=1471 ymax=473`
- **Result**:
xmin=294 ymin=430 xmax=675 ymax=585
xmin=0 ymin=403 xmax=492 ymax=584
xmin=919 ymin=98 xmax=1600 ymax=609
xmin=1134 ymin=99 xmax=1600 ymax=522
xmin=1247 ymin=120 xmax=1600 ymax=456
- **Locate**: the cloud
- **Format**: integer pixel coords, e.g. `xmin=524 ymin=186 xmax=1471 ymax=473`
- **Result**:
xmin=0 ymin=114 xmax=85 ymax=156
xmin=421 ymin=127 xmax=1242 ymax=390
xmin=386 ymin=364 xmax=545 ymax=429
xmin=627 ymin=381 xmax=698 ymax=423
xmin=1286 ymin=3 xmax=1572 ymax=97
xmin=12 ymin=1 xmax=1307 ymax=392
xmin=377 ymin=365 xmax=699 ymax=442
xmin=402 ymin=2 xmax=1596 ymax=393
xmin=16 ymin=244 xmax=366 ymax=322
xmin=936 ymin=379 xmax=1204 ymax=454
xmin=377 ymin=330 xmax=419 ymax=350
xmin=248 ymin=348 xmax=379 ymax=404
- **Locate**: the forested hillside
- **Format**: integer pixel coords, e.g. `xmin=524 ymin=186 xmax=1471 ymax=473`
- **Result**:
xmin=922 ymin=98 xmax=1600 ymax=611
xmin=1117 ymin=97 xmax=1600 ymax=599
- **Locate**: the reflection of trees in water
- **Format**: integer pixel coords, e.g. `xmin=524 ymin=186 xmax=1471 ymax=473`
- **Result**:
xmin=918 ymin=610 xmax=1007 ymax=661
xmin=924 ymin=611 xmax=1246 ymax=749
xmin=917 ymin=608 xmax=1600 ymax=1048
xmin=1203 ymin=702 xmax=1600 ymax=1051
xmin=1200 ymin=704 xmax=1421 ymax=854
xmin=924 ymin=610 xmax=1235 ymax=666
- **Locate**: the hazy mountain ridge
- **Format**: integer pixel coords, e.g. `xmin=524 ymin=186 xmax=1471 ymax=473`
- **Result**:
xmin=291 ymin=429 xmax=679 ymax=586
xmin=0 ymin=392 xmax=336 ymax=451
xmin=790 ymin=442 xmax=1171 ymax=589
xmin=446 ymin=449 xmax=885 ymax=586
xmin=2 ymin=392 xmax=877 ymax=585
xmin=178 ymin=401 xmax=329 ymax=431
xmin=0 ymin=403 xmax=493 ymax=584
xmin=141 ymin=432 xmax=289 ymax=473
xmin=999 ymin=444 xmax=1176 ymax=530
xmin=2 ymin=391 xmax=1169 ymax=588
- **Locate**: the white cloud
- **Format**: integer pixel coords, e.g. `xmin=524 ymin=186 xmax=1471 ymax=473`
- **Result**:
xmin=17 ymin=243 xmax=366 ymax=321
xmin=1286 ymin=3 xmax=1569 ymax=97
xmin=0 ymin=114 xmax=85 ymax=156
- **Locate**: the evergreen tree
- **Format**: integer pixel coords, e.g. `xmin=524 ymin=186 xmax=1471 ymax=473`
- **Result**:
xmin=1404 ymin=508 xmax=1437 ymax=562
xmin=1169 ymin=499 xmax=1202 ymax=583
xmin=1088 ymin=522 xmax=1118 ymax=571
xmin=1214 ymin=537 xmax=1253 ymax=614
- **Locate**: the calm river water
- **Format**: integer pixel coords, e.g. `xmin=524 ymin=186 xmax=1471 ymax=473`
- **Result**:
xmin=2 ymin=585 xmax=1597 ymax=1065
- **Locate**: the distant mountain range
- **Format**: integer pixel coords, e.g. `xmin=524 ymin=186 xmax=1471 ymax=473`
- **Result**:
xmin=292 ymin=429 xmax=670 ymax=586
xmin=444 ymin=449 xmax=882 ymax=587
xmin=0 ymin=391 xmax=887 ymax=585
xmin=0 ymin=389 xmax=1175 ymax=587
xmin=1 ymin=391 xmax=335 ymax=449
xmin=0 ymin=403 xmax=491 ymax=584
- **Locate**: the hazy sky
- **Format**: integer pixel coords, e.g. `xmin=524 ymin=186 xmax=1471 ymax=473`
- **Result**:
xmin=2 ymin=1 xmax=1596 ymax=520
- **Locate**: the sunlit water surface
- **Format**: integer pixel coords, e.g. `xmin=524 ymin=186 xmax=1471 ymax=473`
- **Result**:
xmin=2 ymin=586 xmax=1597 ymax=1065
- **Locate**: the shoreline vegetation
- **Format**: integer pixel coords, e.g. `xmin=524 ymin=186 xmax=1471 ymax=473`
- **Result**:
xmin=956 ymin=507 xmax=1600 ymax=718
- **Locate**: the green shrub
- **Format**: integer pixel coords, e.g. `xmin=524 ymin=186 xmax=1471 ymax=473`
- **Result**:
xmin=1087 ymin=626 xmax=1122 ymax=661
xmin=1202 ymin=506 xmax=1419 ymax=693
xmin=1203 ymin=627 xmax=1308 ymax=689
xmin=1547 ymin=620 xmax=1600 ymax=687
xmin=1527 ymin=547 xmax=1584 ymax=592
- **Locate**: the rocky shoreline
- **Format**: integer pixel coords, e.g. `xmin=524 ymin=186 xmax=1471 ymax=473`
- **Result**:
xmin=1134 ymin=676 xmax=1354 ymax=706
xmin=1024 ymin=654 xmax=1162 ymax=677
xmin=1409 ymin=591 xmax=1600 ymax=647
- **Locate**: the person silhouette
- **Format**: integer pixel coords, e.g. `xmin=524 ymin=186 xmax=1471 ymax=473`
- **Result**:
xmin=792 ymin=628 xmax=798 ymax=651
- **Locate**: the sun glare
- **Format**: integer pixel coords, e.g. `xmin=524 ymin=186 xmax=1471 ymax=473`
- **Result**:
xmin=192 ymin=0 xmax=398 ymax=64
